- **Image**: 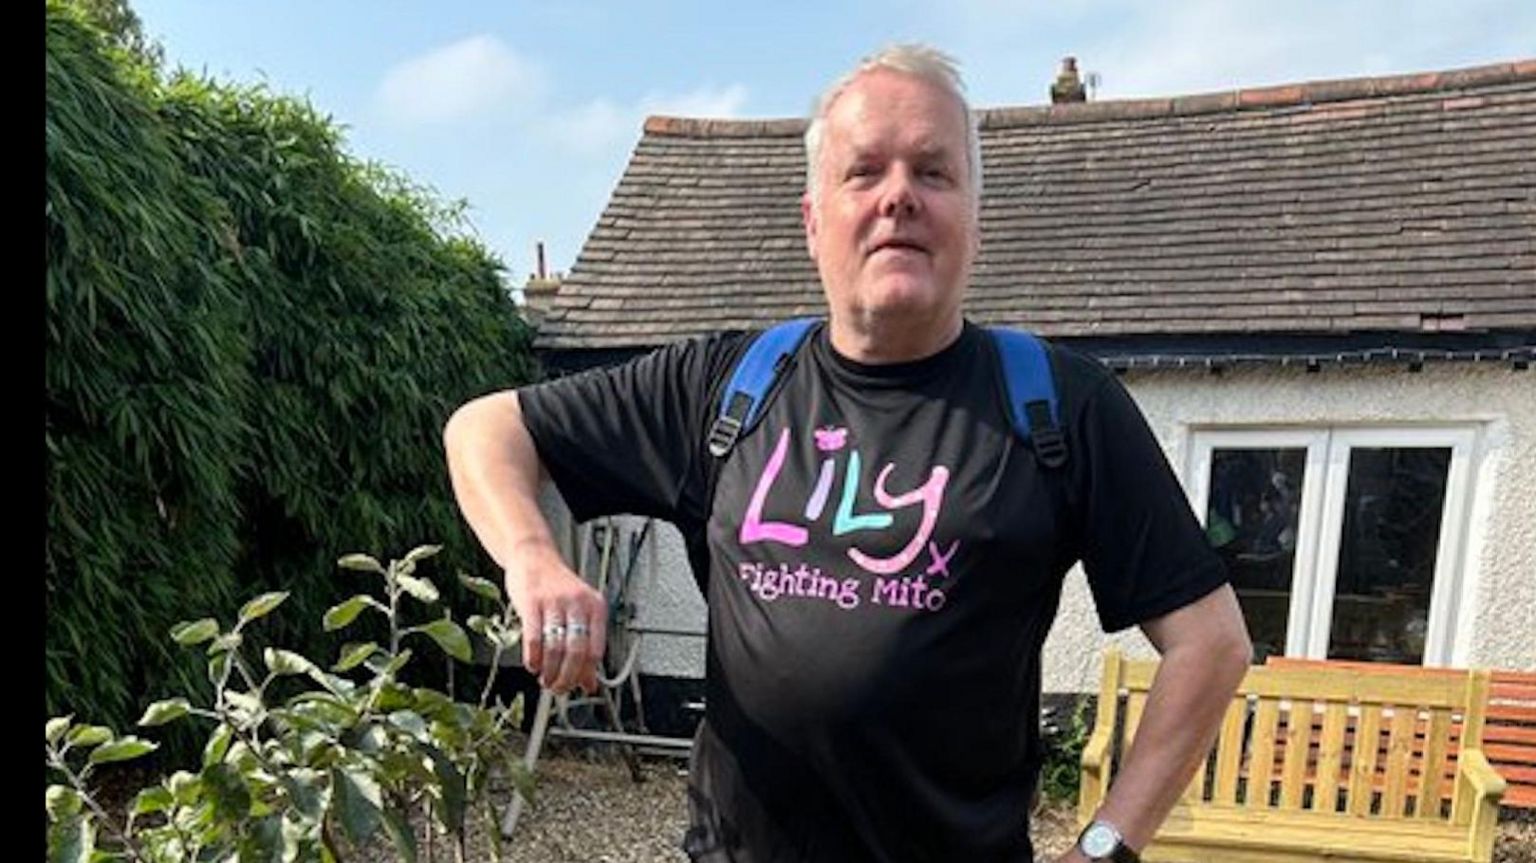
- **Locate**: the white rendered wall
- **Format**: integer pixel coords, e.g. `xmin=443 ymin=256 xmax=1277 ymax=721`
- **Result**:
xmin=539 ymin=362 xmax=1535 ymax=689
xmin=1042 ymin=361 xmax=1536 ymax=694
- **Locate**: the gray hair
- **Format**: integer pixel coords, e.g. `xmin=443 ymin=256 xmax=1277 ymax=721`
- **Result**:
xmin=804 ymin=43 xmax=982 ymax=208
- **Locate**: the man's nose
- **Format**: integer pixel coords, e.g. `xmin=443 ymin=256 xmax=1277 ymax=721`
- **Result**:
xmin=878 ymin=166 xmax=919 ymax=219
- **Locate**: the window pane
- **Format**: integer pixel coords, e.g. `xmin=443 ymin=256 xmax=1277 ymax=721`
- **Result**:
xmin=1207 ymin=448 xmax=1307 ymax=663
xmin=1327 ymin=447 xmax=1449 ymax=664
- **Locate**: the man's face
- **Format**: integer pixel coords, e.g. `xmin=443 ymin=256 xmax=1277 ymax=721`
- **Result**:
xmin=803 ymin=69 xmax=979 ymax=333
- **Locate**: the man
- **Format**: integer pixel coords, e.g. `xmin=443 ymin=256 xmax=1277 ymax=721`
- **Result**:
xmin=444 ymin=44 xmax=1252 ymax=863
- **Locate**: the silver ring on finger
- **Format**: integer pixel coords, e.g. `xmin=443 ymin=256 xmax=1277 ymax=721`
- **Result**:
xmin=566 ymin=621 xmax=590 ymax=640
xmin=542 ymin=623 xmax=565 ymax=642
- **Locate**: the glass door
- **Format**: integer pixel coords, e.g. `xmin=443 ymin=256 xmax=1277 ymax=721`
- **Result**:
xmin=1186 ymin=431 xmax=1327 ymax=663
xmin=1188 ymin=427 xmax=1476 ymax=667
xmin=1308 ymin=428 xmax=1477 ymax=667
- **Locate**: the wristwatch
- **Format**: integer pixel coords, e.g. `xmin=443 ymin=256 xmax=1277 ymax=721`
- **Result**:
xmin=1075 ymin=819 xmax=1140 ymax=862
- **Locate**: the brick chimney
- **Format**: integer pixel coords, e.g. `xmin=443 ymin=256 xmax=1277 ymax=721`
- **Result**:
xmin=521 ymin=240 xmax=561 ymax=327
xmin=1050 ymin=56 xmax=1087 ymax=104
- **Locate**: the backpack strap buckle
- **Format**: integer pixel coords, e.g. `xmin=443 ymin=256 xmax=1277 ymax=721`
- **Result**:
xmin=1025 ymin=399 xmax=1068 ymax=468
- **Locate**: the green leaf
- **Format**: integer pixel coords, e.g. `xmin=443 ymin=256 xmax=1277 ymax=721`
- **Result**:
xmin=333 ymin=642 xmax=378 ymax=672
xmin=238 ymin=591 xmax=289 ymax=625
xmin=280 ymin=768 xmax=326 ymax=822
xmin=202 ymin=651 xmax=229 ymax=688
xmin=422 ymin=742 xmax=467 ymax=835
xmin=207 ymin=632 xmax=243 ymax=655
xmin=366 ymin=648 xmax=413 ymax=678
xmin=138 ymin=697 xmax=191 ymax=726
xmin=337 ymin=553 xmax=386 ymax=575
xmin=224 ymin=691 xmax=264 ymax=729
xmin=168 ymin=770 xmax=200 ymax=804
xmin=239 ymin=814 xmax=286 ymax=863
xmin=466 ymin=614 xmax=491 ymax=637
xmin=46 ymin=716 xmax=73 ymax=745
xmin=47 ymin=814 xmax=93 ymax=863
xmin=331 ymin=766 xmax=383 ymax=844
xmin=410 ymin=619 xmax=471 ymax=662
xmin=395 ymin=574 xmax=439 ymax=604
xmin=203 ymin=724 xmax=233 ymax=767
xmin=493 ymin=620 xmax=524 ymax=651
xmin=386 ymin=710 xmax=429 ymax=741
xmin=322 ymin=595 xmax=372 ymax=631
xmin=372 ymin=680 xmax=415 ymax=713
xmin=264 ymin=647 xmax=317 ymax=677
xmin=88 ymin=736 xmax=158 ymax=765
xmin=46 ymin=785 xmax=82 ymax=821
xmin=402 ymin=544 xmax=443 ymax=568
xmin=352 ymin=722 xmax=389 ymax=755
xmin=66 ymin=725 xmax=113 ymax=748
xmin=203 ymin=762 xmax=252 ymax=823
xmin=170 ymin=618 xmax=220 ymax=646
xmin=505 ymin=759 xmax=536 ymax=806
xmin=380 ymin=807 xmax=419 ymax=863
xmin=458 ymin=573 xmax=502 ymax=602
xmin=131 ymin=786 xmax=174 ymax=816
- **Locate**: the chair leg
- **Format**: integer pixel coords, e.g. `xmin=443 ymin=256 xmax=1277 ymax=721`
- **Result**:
xmin=501 ymin=687 xmax=555 ymax=838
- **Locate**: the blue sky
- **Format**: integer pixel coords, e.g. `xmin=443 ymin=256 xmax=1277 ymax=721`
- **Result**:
xmin=132 ymin=1 xmax=1533 ymax=289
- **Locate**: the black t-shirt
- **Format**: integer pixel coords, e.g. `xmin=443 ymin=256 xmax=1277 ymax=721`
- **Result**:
xmin=520 ymin=320 xmax=1227 ymax=862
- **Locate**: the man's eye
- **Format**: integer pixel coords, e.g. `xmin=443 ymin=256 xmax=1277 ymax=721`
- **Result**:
xmin=847 ymin=165 xmax=876 ymax=179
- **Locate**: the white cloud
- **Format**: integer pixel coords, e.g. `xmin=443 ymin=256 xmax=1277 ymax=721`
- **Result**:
xmin=375 ymin=35 xmax=546 ymax=125
xmin=544 ymin=98 xmax=631 ymax=156
xmin=927 ymin=0 xmax=1536 ymax=105
xmin=641 ymin=83 xmax=750 ymax=119
xmin=545 ymin=83 xmax=750 ymax=156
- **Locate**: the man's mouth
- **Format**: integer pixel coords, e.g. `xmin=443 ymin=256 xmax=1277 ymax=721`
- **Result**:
xmin=869 ymin=239 xmax=929 ymax=256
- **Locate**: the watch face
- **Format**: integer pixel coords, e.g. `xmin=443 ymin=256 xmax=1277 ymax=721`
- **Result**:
xmin=1081 ymin=823 xmax=1119 ymax=857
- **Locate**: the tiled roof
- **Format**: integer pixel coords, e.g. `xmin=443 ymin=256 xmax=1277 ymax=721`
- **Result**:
xmin=537 ymin=60 xmax=1536 ymax=349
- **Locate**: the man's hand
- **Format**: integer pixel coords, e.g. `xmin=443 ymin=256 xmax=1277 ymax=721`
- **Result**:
xmin=1052 ymin=849 xmax=1090 ymax=863
xmin=443 ymin=390 xmax=611 ymax=697
xmin=504 ymin=539 xmax=608 ymax=696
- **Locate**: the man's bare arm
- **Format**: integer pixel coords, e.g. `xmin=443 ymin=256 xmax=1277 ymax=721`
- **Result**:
xmin=442 ymin=390 xmax=607 ymax=695
xmin=1069 ymin=583 xmax=1251 ymax=858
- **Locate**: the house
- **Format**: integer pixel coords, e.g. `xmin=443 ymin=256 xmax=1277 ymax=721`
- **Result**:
xmin=527 ymin=59 xmax=1536 ymax=730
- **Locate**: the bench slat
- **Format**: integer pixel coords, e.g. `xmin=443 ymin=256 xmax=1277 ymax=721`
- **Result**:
xmin=1214 ymin=697 xmax=1247 ymax=805
xmin=1249 ymin=698 xmax=1281 ymax=808
xmin=1348 ymin=705 xmax=1384 ymax=815
xmin=1314 ymin=702 xmax=1349 ymax=813
xmin=1280 ymin=701 xmax=1314 ymax=809
xmin=1419 ymin=709 xmax=1453 ymax=818
xmin=1383 ymin=704 xmax=1418 ymax=815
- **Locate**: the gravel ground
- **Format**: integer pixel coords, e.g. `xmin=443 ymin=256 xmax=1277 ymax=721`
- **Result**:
xmin=367 ymin=740 xmax=1534 ymax=863
xmin=89 ymin=742 xmax=1535 ymax=861
xmin=375 ymin=740 xmax=1082 ymax=863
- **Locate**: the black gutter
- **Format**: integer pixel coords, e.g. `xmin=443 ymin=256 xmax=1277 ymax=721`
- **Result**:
xmin=535 ymin=330 xmax=1536 ymax=377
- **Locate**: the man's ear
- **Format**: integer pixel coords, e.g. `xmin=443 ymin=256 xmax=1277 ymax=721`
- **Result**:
xmin=802 ymin=192 xmax=818 ymax=262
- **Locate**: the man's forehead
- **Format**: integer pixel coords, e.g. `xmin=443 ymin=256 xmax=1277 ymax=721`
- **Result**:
xmin=824 ymin=74 xmax=967 ymax=156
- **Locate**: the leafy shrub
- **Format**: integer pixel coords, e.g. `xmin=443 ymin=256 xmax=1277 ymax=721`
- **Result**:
xmin=1038 ymin=695 xmax=1093 ymax=804
xmin=46 ymin=545 xmax=531 ymax=863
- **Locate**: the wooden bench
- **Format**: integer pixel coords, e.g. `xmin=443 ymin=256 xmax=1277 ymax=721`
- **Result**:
xmin=1265 ymin=656 xmax=1536 ymax=810
xmin=1079 ymin=648 xmax=1507 ymax=862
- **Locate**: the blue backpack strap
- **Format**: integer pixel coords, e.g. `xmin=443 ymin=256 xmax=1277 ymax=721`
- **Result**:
xmin=708 ymin=318 xmax=820 ymax=458
xmin=989 ymin=327 xmax=1068 ymax=468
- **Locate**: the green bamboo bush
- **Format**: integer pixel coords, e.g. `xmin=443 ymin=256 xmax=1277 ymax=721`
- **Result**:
xmin=46 ymin=0 xmax=255 ymax=747
xmin=46 ymin=0 xmax=540 ymax=757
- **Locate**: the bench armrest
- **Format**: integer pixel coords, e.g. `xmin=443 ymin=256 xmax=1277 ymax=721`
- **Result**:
xmin=1077 ymin=726 xmax=1114 ymax=821
xmin=1457 ymin=747 xmax=1506 ymax=799
xmin=1453 ymin=747 xmax=1505 ymax=861
xmin=1081 ymin=726 xmax=1111 ymax=772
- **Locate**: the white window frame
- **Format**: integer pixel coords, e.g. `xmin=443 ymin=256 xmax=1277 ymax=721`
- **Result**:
xmin=1186 ymin=425 xmax=1479 ymax=667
